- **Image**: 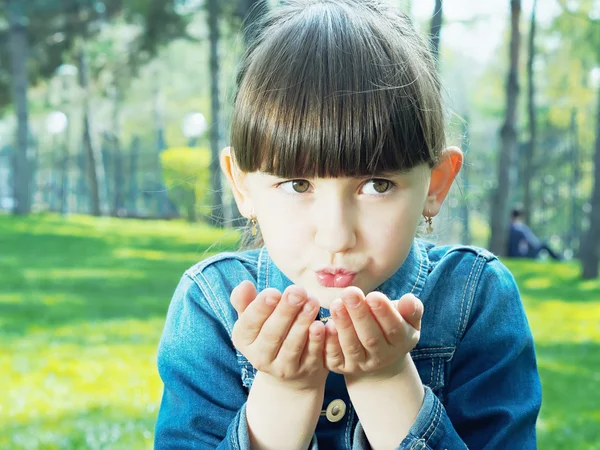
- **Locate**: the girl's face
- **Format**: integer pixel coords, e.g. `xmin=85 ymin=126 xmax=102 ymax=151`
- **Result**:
xmin=245 ymin=167 xmax=431 ymax=308
xmin=222 ymin=147 xmax=462 ymax=309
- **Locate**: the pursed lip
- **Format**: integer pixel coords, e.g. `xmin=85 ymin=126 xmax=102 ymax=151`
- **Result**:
xmin=315 ymin=267 xmax=357 ymax=288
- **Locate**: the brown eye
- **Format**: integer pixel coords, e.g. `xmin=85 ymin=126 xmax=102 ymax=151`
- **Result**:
xmin=292 ymin=180 xmax=310 ymax=193
xmin=370 ymin=179 xmax=391 ymax=194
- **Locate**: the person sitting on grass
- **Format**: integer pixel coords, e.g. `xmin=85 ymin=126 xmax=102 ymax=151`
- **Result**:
xmin=508 ymin=207 xmax=562 ymax=260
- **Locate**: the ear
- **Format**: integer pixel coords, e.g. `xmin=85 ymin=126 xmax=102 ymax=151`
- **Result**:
xmin=220 ymin=147 xmax=253 ymax=218
xmin=423 ymin=146 xmax=463 ymax=217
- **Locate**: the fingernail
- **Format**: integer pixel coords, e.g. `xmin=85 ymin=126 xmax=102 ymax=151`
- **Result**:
xmin=265 ymin=295 xmax=279 ymax=306
xmin=288 ymin=292 xmax=305 ymax=305
xmin=332 ymin=299 xmax=347 ymax=316
xmin=413 ymin=300 xmax=422 ymax=315
xmin=366 ymin=298 xmax=380 ymax=310
xmin=302 ymin=302 xmax=315 ymax=316
xmin=343 ymin=295 xmax=360 ymax=308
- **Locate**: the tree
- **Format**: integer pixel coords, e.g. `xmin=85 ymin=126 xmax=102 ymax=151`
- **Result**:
xmin=460 ymin=117 xmax=472 ymax=245
xmin=1 ymin=0 xmax=190 ymax=215
xmin=430 ymin=0 xmax=443 ymax=67
xmin=206 ymin=0 xmax=224 ymax=227
xmin=581 ymin=78 xmax=600 ymax=279
xmin=489 ymin=0 xmax=522 ymax=256
xmin=7 ymin=0 xmax=31 ymax=215
xmin=202 ymin=0 xmax=269 ymax=228
xmin=239 ymin=0 xmax=268 ymax=46
xmin=522 ymin=0 xmax=538 ymax=226
xmin=223 ymin=0 xmax=268 ymax=227
xmin=543 ymin=0 xmax=599 ymax=276
xmin=76 ymin=38 xmax=106 ymax=216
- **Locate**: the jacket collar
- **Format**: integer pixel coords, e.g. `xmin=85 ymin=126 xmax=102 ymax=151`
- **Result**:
xmin=256 ymin=239 xmax=430 ymax=305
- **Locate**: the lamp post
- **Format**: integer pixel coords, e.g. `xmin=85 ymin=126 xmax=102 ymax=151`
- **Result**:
xmin=181 ymin=112 xmax=207 ymax=147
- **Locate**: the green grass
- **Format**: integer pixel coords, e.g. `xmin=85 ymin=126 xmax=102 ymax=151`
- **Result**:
xmin=0 ymin=214 xmax=238 ymax=450
xmin=503 ymin=259 xmax=600 ymax=449
xmin=1 ymin=214 xmax=599 ymax=449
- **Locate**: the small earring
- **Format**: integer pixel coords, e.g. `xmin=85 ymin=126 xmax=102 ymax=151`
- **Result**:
xmin=250 ymin=216 xmax=258 ymax=236
xmin=425 ymin=215 xmax=433 ymax=234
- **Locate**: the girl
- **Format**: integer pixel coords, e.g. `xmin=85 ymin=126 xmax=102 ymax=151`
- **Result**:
xmin=155 ymin=0 xmax=541 ymax=448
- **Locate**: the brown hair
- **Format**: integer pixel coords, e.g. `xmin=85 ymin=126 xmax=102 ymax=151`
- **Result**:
xmin=231 ymin=0 xmax=445 ymax=248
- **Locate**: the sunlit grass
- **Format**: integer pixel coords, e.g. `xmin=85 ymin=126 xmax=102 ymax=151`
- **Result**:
xmin=1 ymin=213 xmax=238 ymax=449
xmin=1 ymin=214 xmax=599 ymax=449
xmin=504 ymin=259 xmax=600 ymax=450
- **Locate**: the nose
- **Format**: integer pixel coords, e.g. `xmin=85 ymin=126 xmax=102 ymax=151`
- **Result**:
xmin=314 ymin=197 xmax=356 ymax=254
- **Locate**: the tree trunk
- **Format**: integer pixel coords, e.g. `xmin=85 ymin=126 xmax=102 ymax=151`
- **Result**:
xmin=207 ymin=0 xmax=224 ymax=227
xmin=77 ymin=41 xmax=106 ymax=216
xmin=59 ymin=133 xmax=70 ymax=215
xmin=460 ymin=117 xmax=471 ymax=245
xmin=152 ymin=67 xmax=169 ymax=217
xmin=489 ymin=0 xmax=522 ymax=256
xmin=522 ymin=0 xmax=537 ymax=226
xmin=127 ymin=136 xmax=140 ymax=215
xmin=111 ymin=86 xmax=124 ymax=217
xmin=8 ymin=0 xmax=31 ymax=215
xmin=569 ymin=109 xmax=580 ymax=254
xmin=226 ymin=0 xmax=269 ymax=228
xmin=76 ymin=144 xmax=87 ymax=212
xmin=241 ymin=0 xmax=268 ymax=45
xmin=430 ymin=0 xmax=443 ymax=67
xmin=581 ymin=80 xmax=600 ymax=279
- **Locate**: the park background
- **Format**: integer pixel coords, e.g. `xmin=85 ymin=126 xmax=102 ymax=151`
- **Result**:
xmin=1 ymin=0 xmax=599 ymax=448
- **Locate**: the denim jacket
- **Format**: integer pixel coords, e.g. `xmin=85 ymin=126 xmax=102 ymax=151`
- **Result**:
xmin=155 ymin=240 xmax=541 ymax=449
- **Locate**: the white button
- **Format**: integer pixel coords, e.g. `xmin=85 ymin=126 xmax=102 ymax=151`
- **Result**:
xmin=325 ymin=399 xmax=346 ymax=423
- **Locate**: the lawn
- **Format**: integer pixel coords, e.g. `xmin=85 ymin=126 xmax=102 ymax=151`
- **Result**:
xmin=1 ymin=214 xmax=599 ymax=449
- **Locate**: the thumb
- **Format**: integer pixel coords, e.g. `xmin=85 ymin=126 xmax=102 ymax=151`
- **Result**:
xmin=230 ymin=280 xmax=257 ymax=316
xmin=395 ymin=294 xmax=423 ymax=331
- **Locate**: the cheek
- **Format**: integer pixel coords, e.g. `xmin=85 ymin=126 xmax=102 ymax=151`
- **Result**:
xmin=363 ymin=198 xmax=422 ymax=239
xmin=256 ymin=200 xmax=310 ymax=247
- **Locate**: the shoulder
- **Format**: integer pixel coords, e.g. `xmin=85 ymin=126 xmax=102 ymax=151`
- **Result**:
xmin=184 ymin=248 xmax=262 ymax=291
xmin=422 ymin=241 xmax=505 ymax=282
xmin=166 ymin=248 xmax=262 ymax=335
xmin=424 ymin=242 xmax=497 ymax=265
xmin=423 ymin=241 xmax=516 ymax=292
xmin=418 ymin=241 xmax=520 ymax=340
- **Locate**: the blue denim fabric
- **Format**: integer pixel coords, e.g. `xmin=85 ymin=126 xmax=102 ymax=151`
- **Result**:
xmin=154 ymin=240 xmax=541 ymax=449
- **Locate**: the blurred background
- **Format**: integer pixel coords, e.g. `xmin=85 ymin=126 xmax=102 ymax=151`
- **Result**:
xmin=1 ymin=0 xmax=599 ymax=448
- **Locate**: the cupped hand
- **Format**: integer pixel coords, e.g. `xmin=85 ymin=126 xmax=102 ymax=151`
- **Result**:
xmin=324 ymin=287 xmax=423 ymax=382
xmin=230 ymin=281 xmax=329 ymax=391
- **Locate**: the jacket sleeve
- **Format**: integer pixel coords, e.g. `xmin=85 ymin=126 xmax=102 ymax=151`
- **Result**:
xmin=154 ymin=274 xmax=252 ymax=449
xmin=154 ymin=273 xmax=321 ymax=450
xmin=351 ymin=257 xmax=542 ymax=449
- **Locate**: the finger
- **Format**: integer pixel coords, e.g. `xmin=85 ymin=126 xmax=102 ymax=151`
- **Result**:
xmin=340 ymin=287 xmax=386 ymax=355
xmin=330 ymin=298 xmax=365 ymax=363
xmin=230 ymin=280 xmax=257 ymax=315
xmin=232 ymin=288 xmax=282 ymax=346
xmin=300 ymin=319 xmax=326 ymax=368
xmin=324 ymin=320 xmax=345 ymax=370
xmin=365 ymin=291 xmax=410 ymax=346
xmin=395 ymin=294 xmax=423 ymax=331
xmin=277 ymin=296 xmax=320 ymax=363
xmin=254 ymin=285 xmax=308 ymax=361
